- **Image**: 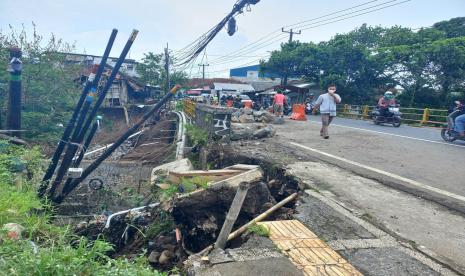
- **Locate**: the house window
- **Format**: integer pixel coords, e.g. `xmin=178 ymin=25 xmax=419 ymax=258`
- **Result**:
xmin=126 ymin=64 xmax=134 ymax=71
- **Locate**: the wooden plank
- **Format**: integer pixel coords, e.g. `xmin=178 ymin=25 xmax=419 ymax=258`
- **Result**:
xmin=176 ymin=167 xmax=263 ymax=200
xmin=225 ymin=164 xmax=260 ymax=171
xmin=258 ymin=220 xmax=363 ymax=276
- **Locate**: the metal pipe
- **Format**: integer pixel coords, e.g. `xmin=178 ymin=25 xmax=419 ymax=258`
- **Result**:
xmin=49 ymin=30 xmax=138 ymax=199
xmin=54 ymin=85 xmax=181 ymax=203
xmin=39 ymin=29 xmax=118 ymax=197
xmin=104 ymin=203 xmax=160 ymax=229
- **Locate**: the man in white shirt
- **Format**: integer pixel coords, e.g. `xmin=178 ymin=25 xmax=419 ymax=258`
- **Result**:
xmin=313 ymin=84 xmax=342 ymax=139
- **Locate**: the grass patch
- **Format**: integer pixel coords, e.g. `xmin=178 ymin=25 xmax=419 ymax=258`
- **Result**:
xmin=0 ymin=140 xmax=165 ymax=275
xmin=185 ymin=124 xmax=208 ymax=147
xmin=246 ymin=223 xmax=270 ymax=237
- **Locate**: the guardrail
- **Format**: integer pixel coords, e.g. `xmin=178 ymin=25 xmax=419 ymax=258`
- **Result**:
xmin=183 ymin=99 xmax=197 ymax=119
xmin=336 ymin=104 xmax=448 ymax=127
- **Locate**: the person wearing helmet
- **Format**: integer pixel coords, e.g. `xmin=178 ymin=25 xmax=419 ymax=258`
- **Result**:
xmin=378 ymin=91 xmax=396 ymax=117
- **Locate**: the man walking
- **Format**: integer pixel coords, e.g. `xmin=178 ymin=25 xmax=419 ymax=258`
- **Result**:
xmin=313 ymin=84 xmax=341 ymax=139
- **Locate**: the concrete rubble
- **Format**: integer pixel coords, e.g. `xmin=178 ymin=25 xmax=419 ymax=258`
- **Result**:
xmin=231 ymin=123 xmax=276 ymax=141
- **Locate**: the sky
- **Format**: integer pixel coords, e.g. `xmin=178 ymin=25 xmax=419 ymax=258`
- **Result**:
xmin=1 ymin=0 xmax=464 ymax=78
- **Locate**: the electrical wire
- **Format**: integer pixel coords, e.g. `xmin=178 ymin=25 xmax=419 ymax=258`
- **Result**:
xmin=205 ymin=0 xmax=411 ymax=75
xmin=208 ymin=0 xmax=408 ymax=65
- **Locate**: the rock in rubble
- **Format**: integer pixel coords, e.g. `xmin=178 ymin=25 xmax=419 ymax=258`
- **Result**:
xmin=231 ymin=123 xmax=255 ymax=141
xmin=159 ymin=250 xmax=174 ymax=265
xmin=151 ymin=158 xmax=194 ymax=183
xmin=2 ymin=223 xmax=25 ymax=240
xmin=242 ymin=108 xmax=253 ymax=115
xmin=253 ymin=125 xmax=276 ymax=139
xmin=148 ymin=251 xmax=161 ymax=264
xmin=253 ymin=110 xmax=275 ymax=123
xmin=239 ymin=114 xmax=255 ymax=123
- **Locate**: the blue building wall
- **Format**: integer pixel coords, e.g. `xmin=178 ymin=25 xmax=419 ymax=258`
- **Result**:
xmin=229 ymin=64 xmax=278 ymax=78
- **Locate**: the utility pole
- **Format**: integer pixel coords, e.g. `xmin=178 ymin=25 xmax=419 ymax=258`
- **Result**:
xmin=281 ymin=28 xmax=301 ymax=85
xmin=164 ymin=43 xmax=170 ymax=94
xmin=7 ymin=47 xmax=22 ymax=138
xmin=281 ymin=28 xmax=301 ymax=43
xmin=198 ymin=63 xmax=209 ymax=86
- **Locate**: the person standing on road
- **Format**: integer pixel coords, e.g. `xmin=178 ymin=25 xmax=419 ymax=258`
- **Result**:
xmin=273 ymin=90 xmax=286 ymax=117
xmin=313 ymin=84 xmax=341 ymax=139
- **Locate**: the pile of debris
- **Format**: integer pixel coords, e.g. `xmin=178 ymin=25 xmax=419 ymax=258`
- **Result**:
xmin=231 ymin=108 xmax=275 ymax=124
xmin=73 ymin=159 xmax=299 ymax=274
xmin=230 ymin=108 xmax=277 ymax=140
xmin=230 ymin=123 xmax=276 ymax=141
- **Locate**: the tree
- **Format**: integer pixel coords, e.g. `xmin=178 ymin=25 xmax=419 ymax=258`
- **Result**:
xmin=136 ymin=51 xmax=187 ymax=91
xmin=136 ymin=52 xmax=163 ymax=86
xmin=260 ymin=17 xmax=465 ymax=108
xmin=260 ymin=41 xmax=302 ymax=85
xmin=433 ymin=17 xmax=465 ymax=38
xmin=0 ymin=25 xmax=81 ymax=143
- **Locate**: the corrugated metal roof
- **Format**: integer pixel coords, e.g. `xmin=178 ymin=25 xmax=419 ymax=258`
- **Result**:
xmin=213 ymin=82 xmax=255 ymax=92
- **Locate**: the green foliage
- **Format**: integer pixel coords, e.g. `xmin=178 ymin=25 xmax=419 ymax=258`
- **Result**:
xmin=0 ymin=141 xmax=164 ymax=275
xmin=246 ymin=223 xmax=270 ymax=237
xmin=145 ymin=210 xmax=175 ymax=239
xmin=260 ymin=18 xmax=465 ymax=107
xmin=136 ymin=52 xmax=188 ymax=91
xmin=175 ymin=100 xmax=184 ymax=111
xmin=0 ymin=25 xmax=82 ymax=144
xmin=180 ymin=176 xmax=209 ymax=192
xmin=185 ymin=124 xmax=208 ymax=147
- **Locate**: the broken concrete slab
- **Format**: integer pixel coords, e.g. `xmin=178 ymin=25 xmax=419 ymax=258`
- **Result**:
xmin=150 ymin=158 xmax=193 ymax=183
xmin=231 ymin=123 xmax=275 ymax=141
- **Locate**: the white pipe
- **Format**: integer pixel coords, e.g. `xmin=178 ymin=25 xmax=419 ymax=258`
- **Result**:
xmin=105 ymin=202 xmax=160 ymax=229
xmin=78 ymin=130 xmax=145 ymax=160
xmin=172 ymin=111 xmax=187 ymax=160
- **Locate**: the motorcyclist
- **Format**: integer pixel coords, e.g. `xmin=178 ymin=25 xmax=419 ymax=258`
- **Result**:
xmin=305 ymin=94 xmax=315 ymax=114
xmin=451 ymin=100 xmax=465 ymax=137
xmin=378 ymin=91 xmax=396 ymax=117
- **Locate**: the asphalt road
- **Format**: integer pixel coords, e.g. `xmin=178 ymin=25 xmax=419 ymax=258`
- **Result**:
xmin=306 ymin=115 xmax=465 ymax=147
xmin=274 ymin=115 xmax=465 ymax=200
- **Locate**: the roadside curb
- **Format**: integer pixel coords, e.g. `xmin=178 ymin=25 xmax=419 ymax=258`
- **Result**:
xmin=290 ymin=142 xmax=465 ymax=216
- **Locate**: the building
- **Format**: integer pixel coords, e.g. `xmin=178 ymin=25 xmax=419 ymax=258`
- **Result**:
xmin=68 ymin=53 xmax=160 ymax=107
xmin=64 ymin=53 xmax=138 ymax=77
xmin=212 ymin=82 xmax=255 ymax=98
xmin=229 ymin=64 xmax=278 ymax=81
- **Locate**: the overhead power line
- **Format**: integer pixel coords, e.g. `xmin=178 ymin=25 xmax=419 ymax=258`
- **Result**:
xmin=206 ymin=0 xmax=411 ymax=76
xmin=206 ymin=0 xmax=392 ymax=64
xmin=207 ymin=0 xmax=410 ymax=66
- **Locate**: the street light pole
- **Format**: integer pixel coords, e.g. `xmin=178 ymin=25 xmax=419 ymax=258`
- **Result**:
xmin=6 ymin=47 xmax=22 ymax=138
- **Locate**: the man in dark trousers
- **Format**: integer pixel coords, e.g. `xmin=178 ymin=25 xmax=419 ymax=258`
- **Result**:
xmin=313 ymin=84 xmax=341 ymax=139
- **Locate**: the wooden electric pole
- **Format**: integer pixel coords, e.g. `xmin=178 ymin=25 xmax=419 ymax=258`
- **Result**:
xmin=164 ymin=43 xmax=170 ymax=93
xmin=281 ymin=28 xmax=301 ymax=43
xmin=281 ymin=28 xmax=301 ymax=85
xmin=198 ymin=63 xmax=209 ymax=86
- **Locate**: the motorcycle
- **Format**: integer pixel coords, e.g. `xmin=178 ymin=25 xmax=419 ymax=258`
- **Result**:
xmin=305 ymin=102 xmax=315 ymax=115
xmin=441 ymin=108 xmax=465 ymax=142
xmin=371 ymin=105 xmax=402 ymax=127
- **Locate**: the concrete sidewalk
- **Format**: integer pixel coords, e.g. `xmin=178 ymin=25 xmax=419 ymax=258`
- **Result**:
xmin=229 ymin=138 xmax=464 ymax=275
